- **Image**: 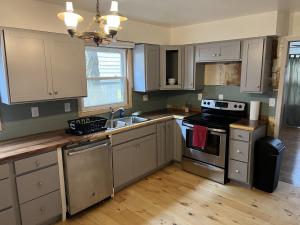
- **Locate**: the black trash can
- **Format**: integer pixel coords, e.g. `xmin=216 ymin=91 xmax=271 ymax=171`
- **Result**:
xmin=254 ymin=137 xmax=285 ymax=193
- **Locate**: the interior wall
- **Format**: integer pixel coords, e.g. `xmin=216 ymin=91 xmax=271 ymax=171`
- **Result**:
xmin=288 ymin=12 xmax=300 ymax=36
xmin=0 ymin=0 xmax=171 ymax=45
xmin=170 ymin=11 xmax=280 ymax=45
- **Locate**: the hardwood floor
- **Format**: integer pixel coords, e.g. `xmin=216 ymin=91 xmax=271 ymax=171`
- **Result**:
xmin=56 ymin=164 xmax=300 ymax=225
xmin=279 ymin=127 xmax=300 ymax=187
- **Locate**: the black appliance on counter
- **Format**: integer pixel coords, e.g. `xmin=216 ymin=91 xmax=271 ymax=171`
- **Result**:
xmin=66 ymin=116 xmax=108 ymax=135
xmin=182 ymin=99 xmax=247 ymax=184
xmin=254 ymin=137 xmax=285 ymax=193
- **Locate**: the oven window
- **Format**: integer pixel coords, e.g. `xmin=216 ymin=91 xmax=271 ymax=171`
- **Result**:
xmin=186 ymin=129 xmax=220 ymax=156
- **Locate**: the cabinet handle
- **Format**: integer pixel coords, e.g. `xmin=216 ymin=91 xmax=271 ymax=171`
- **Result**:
xmin=54 ymin=91 xmax=58 ymax=95
xmin=235 ymin=170 xmax=240 ymax=174
xmin=213 ymin=53 xmax=217 ymax=57
xmin=37 ymin=181 xmax=43 ymax=187
xmin=40 ymin=206 xmax=46 ymax=214
xmin=237 ymin=149 xmax=241 ymax=153
xmin=238 ymin=135 xmax=243 ymax=138
xmin=35 ymin=160 xmax=41 ymax=167
xmin=49 ymin=92 xmax=53 ymax=95
xmin=218 ymin=53 xmax=221 ymax=57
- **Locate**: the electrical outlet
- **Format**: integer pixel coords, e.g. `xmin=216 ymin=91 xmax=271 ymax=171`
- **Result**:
xmin=64 ymin=103 xmax=71 ymax=112
xmin=31 ymin=107 xmax=39 ymax=118
xmin=142 ymin=95 xmax=149 ymax=102
xmin=269 ymin=98 xmax=276 ymax=107
xmin=218 ymin=94 xmax=224 ymax=100
xmin=198 ymin=93 xmax=203 ymax=101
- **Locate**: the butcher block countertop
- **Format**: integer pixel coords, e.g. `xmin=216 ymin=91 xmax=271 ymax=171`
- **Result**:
xmin=230 ymin=119 xmax=267 ymax=131
xmin=0 ymin=109 xmax=197 ymax=163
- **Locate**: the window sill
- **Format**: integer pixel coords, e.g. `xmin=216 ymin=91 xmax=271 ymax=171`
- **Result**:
xmin=78 ymin=102 xmax=132 ymax=117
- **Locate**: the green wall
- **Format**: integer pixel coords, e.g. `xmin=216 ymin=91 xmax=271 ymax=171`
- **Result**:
xmin=166 ymin=86 xmax=277 ymax=117
xmin=0 ymin=86 xmax=276 ymax=141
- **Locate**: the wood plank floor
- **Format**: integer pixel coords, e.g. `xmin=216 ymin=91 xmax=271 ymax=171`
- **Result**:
xmin=56 ymin=165 xmax=300 ymax=225
xmin=279 ymin=127 xmax=300 ymax=187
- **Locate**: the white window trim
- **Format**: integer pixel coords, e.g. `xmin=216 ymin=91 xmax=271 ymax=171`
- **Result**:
xmin=78 ymin=47 xmax=133 ymax=117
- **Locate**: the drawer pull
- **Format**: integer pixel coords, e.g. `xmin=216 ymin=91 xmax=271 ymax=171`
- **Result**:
xmin=237 ymin=149 xmax=241 ymax=153
xmin=35 ymin=161 xmax=41 ymax=167
xmin=238 ymin=135 xmax=243 ymax=138
xmin=40 ymin=206 xmax=46 ymax=214
xmin=235 ymin=170 xmax=240 ymax=174
xmin=37 ymin=181 xmax=43 ymax=187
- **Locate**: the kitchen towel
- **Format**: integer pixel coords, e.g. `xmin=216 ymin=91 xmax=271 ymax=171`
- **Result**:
xmin=250 ymin=101 xmax=261 ymax=121
xmin=192 ymin=125 xmax=208 ymax=149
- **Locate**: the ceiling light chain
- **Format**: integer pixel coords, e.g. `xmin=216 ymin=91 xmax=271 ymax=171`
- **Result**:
xmin=57 ymin=0 xmax=128 ymax=46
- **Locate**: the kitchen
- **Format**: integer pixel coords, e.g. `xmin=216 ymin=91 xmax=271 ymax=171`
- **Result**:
xmin=0 ymin=0 xmax=300 ymax=225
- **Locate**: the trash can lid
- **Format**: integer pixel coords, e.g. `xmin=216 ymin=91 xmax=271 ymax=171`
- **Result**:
xmin=258 ymin=137 xmax=286 ymax=155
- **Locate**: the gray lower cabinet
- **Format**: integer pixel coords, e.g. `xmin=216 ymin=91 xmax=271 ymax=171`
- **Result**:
xmin=0 ymin=208 xmax=16 ymax=225
xmin=20 ymin=190 xmax=61 ymax=225
xmin=133 ymin=44 xmax=160 ymax=92
xmin=228 ymin=126 xmax=266 ymax=186
xmin=240 ymin=37 xmax=273 ymax=93
xmin=173 ymin=119 xmax=184 ymax=162
xmin=157 ymin=122 xmax=167 ymax=167
xmin=113 ymin=127 xmax=157 ymax=190
xmin=0 ymin=178 xmax=13 ymax=210
xmin=166 ymin=120 xmax=174 ymax=163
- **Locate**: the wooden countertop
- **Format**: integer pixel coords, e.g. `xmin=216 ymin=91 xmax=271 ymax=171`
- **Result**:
xmin=0 ymin=109 xmax=198 ymax=163
xmin=230 ymin=119 xmax=267 ymax=131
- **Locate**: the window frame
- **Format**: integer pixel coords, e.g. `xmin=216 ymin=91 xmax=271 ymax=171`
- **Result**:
xmin=79 ymin=46 xmax=132 ymax=117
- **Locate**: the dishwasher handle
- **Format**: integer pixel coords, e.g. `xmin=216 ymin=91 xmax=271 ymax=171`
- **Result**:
xmin=67 ymin=143 xmax=108 ymax=156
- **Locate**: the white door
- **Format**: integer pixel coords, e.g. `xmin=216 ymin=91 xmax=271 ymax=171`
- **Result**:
xmin=50 ymin=36 xmax=87 ymax=99
xmin=4 ymin=29 xmax=52 ymax=103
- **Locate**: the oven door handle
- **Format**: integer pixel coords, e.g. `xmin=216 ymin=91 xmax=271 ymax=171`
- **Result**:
xmin=182 ymin=122 xmax=226 ymax=133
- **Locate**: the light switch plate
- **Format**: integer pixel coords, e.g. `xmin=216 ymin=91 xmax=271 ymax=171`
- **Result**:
xmin=198 ymin=93 xmax=203 ymax=101
xmin=269 ymin=98 xmax=276 ymax=107
xmin=31 ymin=107 xmax=39 ymax=118
xmin=143 ymin=95 xmax=149 ymax=102
xmin=218 ymin=94 xmax=224 ymax=100
xmin=64 ymin=103 xmax=71 ymax=112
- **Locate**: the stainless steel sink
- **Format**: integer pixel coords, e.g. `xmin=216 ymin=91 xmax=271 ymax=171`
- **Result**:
xmin=105 ymin=116 xmax=149 ymax=129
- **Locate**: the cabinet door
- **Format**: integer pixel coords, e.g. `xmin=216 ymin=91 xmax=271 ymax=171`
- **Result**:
xmin=3 ymin=29 xmax=52 ymax=103
xmin=50 ymin=36 xmax=87 ymax=99
xmin=173 ymin=119 xmax=184 ymax=162
xmin=166 ymin=120 xmax=174 ymax=162
xmin=156 ymin=122 xmax=166 ymax=167
xmin=196 ymin=43 xmax=220 ymax=62
xmin=113 ymin=141 xmax=136 ymax=188
xmin=219 ymin=41 xmax=241 ymax=61
xmin=240 ymin=38 xmax=264 ymax=93
xmin=183 ymin=45 xmax=195 ymax=90
xmin=135 ymin=134 xmax=157 ymax=178
xmin=145 ymin=44 xmax=160 ymax=91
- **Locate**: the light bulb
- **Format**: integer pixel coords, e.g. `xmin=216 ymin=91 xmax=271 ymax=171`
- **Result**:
xmin=64 ymin=12 xmax=79 ymax=29
xmin=104 ymin=25 xmax=110 ymax=35
xmin=110 ymin=1 xmax=119 ymax=12
xmin=107 ymin=15 xmax=120 ymax=29
xmin=66 ymin=2 xmax=74 ymax=12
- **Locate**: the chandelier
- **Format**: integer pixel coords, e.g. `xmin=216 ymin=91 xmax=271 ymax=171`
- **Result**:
xmin=57 ymin=0 xmax=128 ymax=45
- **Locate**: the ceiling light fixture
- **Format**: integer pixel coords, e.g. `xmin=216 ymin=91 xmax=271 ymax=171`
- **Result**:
xmin=57 ymin=0 xmax=127 ymax=45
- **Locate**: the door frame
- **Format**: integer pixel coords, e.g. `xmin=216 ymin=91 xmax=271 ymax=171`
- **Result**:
xmin=274 ymin=36 xmax=300 ymax=137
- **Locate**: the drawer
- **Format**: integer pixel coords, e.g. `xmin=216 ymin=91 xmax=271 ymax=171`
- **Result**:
xmin=0 ymin=163 xmax=9 ymax=180
xmin=229 ymin=140 xmax=250 ymax=163
xmin=112 ymin=124 xmax=156 ymax=146
xmin=20 ymin=190 xmax=61 ymax=225
xmin=0 ymin=208 xmax=17 ymax=225
xmin=228 ymin=160 xmax=248 ymax=183
xmin=15 ymin=150 xmax=57 ymax=175
xmin=0 ymin=178 xmax=13 ymax=211
xmin=17 ymin=165 xmax=60 ymax=204
xmin=230 ymin=129 xmax=250 ymax=142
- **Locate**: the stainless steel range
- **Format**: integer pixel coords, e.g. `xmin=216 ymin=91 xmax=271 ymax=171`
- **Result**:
xmin=182 ymin=100 xmax=247 ymax=184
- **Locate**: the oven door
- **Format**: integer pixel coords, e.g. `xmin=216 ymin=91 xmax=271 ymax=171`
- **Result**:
xmin=183 ymin=124 xmax=227 ymax=168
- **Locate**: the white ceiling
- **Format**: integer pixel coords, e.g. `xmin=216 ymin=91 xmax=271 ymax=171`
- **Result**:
xmin=39 ymin=0 xmax=300 ymax=27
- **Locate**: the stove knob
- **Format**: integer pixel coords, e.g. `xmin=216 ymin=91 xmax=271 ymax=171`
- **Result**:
xmin=234 ymin=104 xmax=237 ymax=108
xmin=239 ymin=105 xmax=242 ymax=109
xmin=203 ymin=101 xmax=207 ymax=105
xmin=207 ymin=102 xmax=211 ymax=105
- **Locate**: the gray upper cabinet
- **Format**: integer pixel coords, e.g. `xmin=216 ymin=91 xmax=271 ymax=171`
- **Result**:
xmin=0 ymin=28 xmax=87 ymax=104
xmin=160 ymin=45 xmax=183 ymax=90
xmin=133 ymin=44 xmax=160 ymax=92
xmin=240 ymin=37 xmax=272 ymax=93
xmin=195 ymin=40 xmax=241 ymax=62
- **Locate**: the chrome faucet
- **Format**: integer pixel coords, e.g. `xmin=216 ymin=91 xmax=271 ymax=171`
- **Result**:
xmin=109 ymin=107 xmax=125 ymax=126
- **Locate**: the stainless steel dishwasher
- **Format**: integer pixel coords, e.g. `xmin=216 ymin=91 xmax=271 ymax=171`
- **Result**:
xmin=63 ymin=138 xmax=113 ymax=215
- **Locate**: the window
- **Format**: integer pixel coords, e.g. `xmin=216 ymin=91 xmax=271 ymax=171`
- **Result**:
xmin=80 ymin=46 xmax=132 ymax=115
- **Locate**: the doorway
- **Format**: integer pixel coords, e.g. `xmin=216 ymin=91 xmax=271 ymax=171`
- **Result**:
xmin=279 ymin=41 xmax=300 ymax=187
